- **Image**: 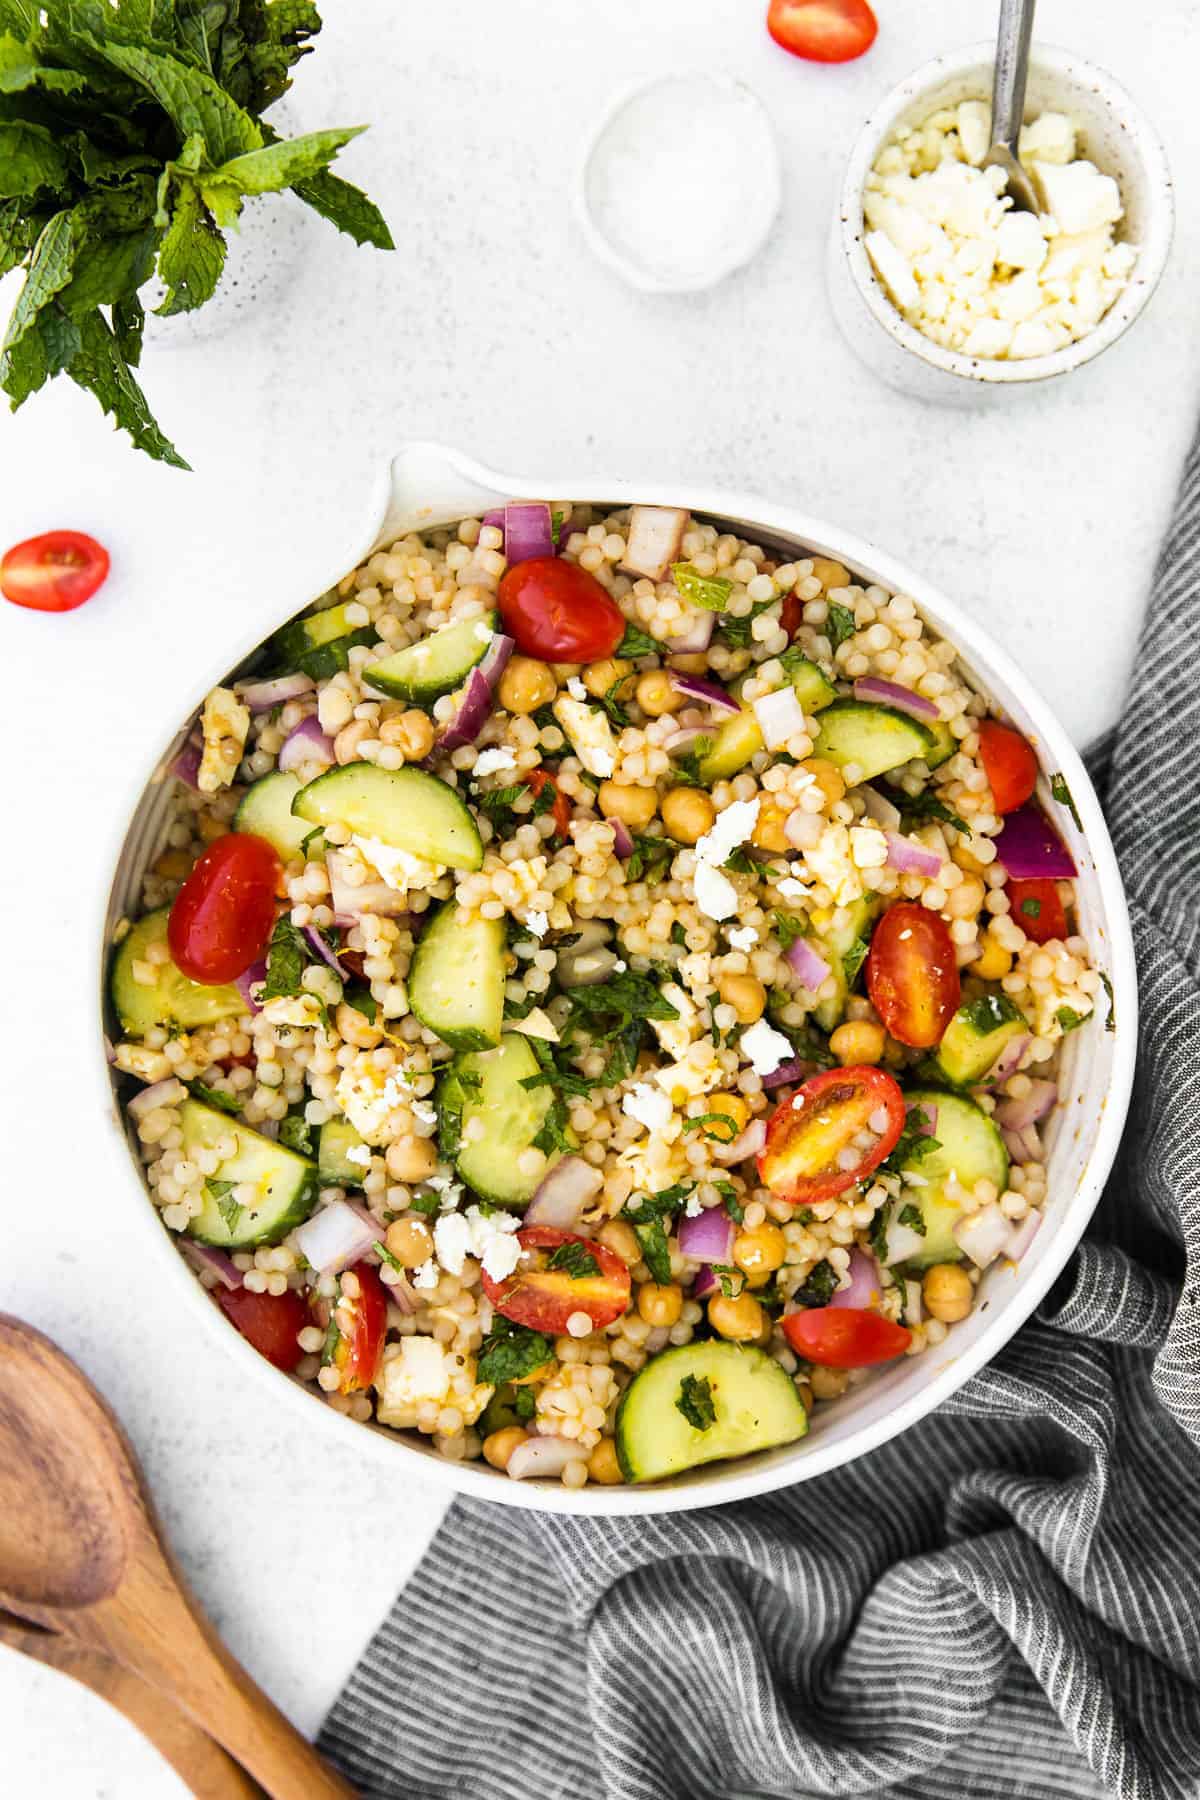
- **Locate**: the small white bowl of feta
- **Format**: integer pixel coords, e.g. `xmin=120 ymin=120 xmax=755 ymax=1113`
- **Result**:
xmin=829 ymin=43 xmax=1173 ymax=399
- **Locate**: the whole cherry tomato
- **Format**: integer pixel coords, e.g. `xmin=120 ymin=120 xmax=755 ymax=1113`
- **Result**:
xmin=978 ymin=720 xmax=1038 ymax=815
xmin=767 ymin=0 xmax=877 ymax=64
xmin=481 ymin=1226 xmax=631 ymax=1334
xmin=1 ymin=529 xmax=110 ymax=612
xmin=866 ymin=902 xmax=961 ymax=1048
xmin=758 ymin=1066 xmax=906 ymax=1205
xmin=524 ymin=768 xmax=571 ymax=838
xmin=167 ymin=832 xmax=281 ymax=985
xmin=1008 ymin=878 xmax=1068 ymax=945
xmin=328 ymin=1261 xmax=388 ymax=1394
xmin=782 ymin=1306 xmax=911 ymax=1367
xmin=497 ymin=557 xmax=625 ymax=662
xmin=218 ymin=1286 xmax=307 ymax=1371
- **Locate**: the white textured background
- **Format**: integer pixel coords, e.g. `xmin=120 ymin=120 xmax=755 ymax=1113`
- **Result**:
xmin=1 ymin=0 xmax=1197 ymax=1791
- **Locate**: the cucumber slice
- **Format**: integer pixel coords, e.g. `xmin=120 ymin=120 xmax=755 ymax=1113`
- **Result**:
xmin=409 ymin=902 xmax=506 ymax=1051
xmin=784 ymin=654 xmax=837 ymax=713
xmin=364 ymin=612 xmax=499 ymax=703
xmin=110 ymin=909 xmax=244 ymax=1037
xmin=442 ymin=1033 xmax=563 ymax=1208
xmin=811 ymin=896 xmax=879 ymax=1032
xmin=697 ymin=708 xmax=763 ymax=783
xmin=318 ymin=1117 xmax=369 ymax=1186
xmin=268 ymin=603 xmax=375 ymax=680
xmin=935 ymin=993 xmax=1028 ymax=1087
xmin=292 ymin=764 xmax=483 ymax=871
xmin=615 ymin=1342 xmax=808 ymax=1483
xmin=181 ymin=1100 xmax=318 ymax=1247
xmin=923 ymin=719 xmax=957 ymax=769
xmin=812 ymin=700 xmax=936 ymax=782
xmin=895 ymin=1087 xmax=1009 ymax=1269
xmin=235 ymin=771 xmax=322 ymax=863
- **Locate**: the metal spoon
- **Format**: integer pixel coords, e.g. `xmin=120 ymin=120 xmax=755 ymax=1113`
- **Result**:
xmin=982 ymin=0 xmax=1040 ymax=213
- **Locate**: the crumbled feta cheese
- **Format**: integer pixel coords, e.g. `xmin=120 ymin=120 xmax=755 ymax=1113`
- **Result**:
xmin=848 ymin=825 xmax=889 ymax=870
xmin=344 ymin=1143 xmax=372 ymax=1168
xmin=727 ymin=925 xmax=758 ymax=952
xmin=352 ymin=835 xmax=446 ymax=896
xmin=553 ymin=695 xmax=617 ymax=778
xmin=567 ymin=676 xmax=588 ymax=700
xmin=472 ymin=746 xmax=518 ymax=777
xmin=424 ymin=1172 xmax=463 ymax=1211
xmin=1019 ymin=111 xmax=1076 ymax=166
xmin=776 ymin=875 xmax=813 ymax=903
xmin=802 ymin=824 xmax=864 ymax=906
xmin=652 ymin=1047 xmax=720 ymax=1103
xmin=433 ymin=1204 xmax=521 ymax=1281
xmin=693 ymin=858 xmax=739 ymax=922
xmin=1032 ymin=158 xmax=1122 ymax=237
xmin=685 ymin=1192 xmax=704 ymax=1217
xmin=262 ymin=993 xmax=326 ymax=1030
xmin=652 ymin=983 xmax=698 ymax=1061
xmin=526 ymin=909 xmax=549 ymax=938
xmin=751 ymin=686 xmax=806 ymax=751
xmin=433 ymin=1211 xmax=471 ymax=1276
xmin=197 ymin=687 xmax=250 ymax=795
xmin=410 ymin=1099 xmax=438 ymax=1130
xmin=622 ymin=1082 xmax=673 ymax=1134
xmin=696 ymin=797 xmax=760 ymax=868
xmin=412 ymin=1260 xmax=439 ymax=1289
xmin=956 ymin=99 xmax=991 ymax=166
xmin=866 ymin=229 xmax=920 ymax=311
xmin=336 ymin=1060 xmax=413 ymax=1144
xmin=740 ymin=1017 xmax=794 ymax=1078
xmin=995 ymin=210 xmax=1048 ymax=272
xmin=378 ymin=1336 xmax=452 ymax=1405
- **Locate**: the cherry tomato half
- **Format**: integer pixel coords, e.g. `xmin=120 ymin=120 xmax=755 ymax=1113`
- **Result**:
xmin=767 ymin=0 xmax=878 ymax=64
xmin=524 ymin=768 xmax=572 ymax=839
xmin=758 ymin=1066 xmax=906 ymax=1205
xmin=218 ymin=1286 xmax=307 ymax=1371
xmin=497 ymin=557 xmax=626 ymax=663
xmin=866 ymin=902 xmax=961 ymax=1049
xmin=167 ymin=832 xmax=281 ymax=985
xmin=329 ymin=1261 xmax=388 ymax=1394
xmin=1 ymin=529 xmax=110 ymax=612
xmin=481 ymin=1226 xmax=631 ymax=1335
xmin=1008 ymin=878 xmax=1068 ymax=945
xmin=978 ymin=720 xmax=1038 ymax=815
xmin=782 ymin=1306 xmax=911 ymax=1368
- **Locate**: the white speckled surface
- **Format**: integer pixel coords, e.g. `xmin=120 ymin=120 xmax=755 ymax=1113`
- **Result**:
xmin=0 ymin=0 xmax=1196 ymax=1790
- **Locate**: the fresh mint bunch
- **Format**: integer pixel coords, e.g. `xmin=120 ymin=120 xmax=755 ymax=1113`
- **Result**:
xmin=0 ymin=0 xmax=393 ymax=466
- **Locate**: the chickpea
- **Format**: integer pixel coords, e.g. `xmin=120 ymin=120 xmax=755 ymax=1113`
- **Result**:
xmin=828 ymin=1019 xmax=885 ymax=1066
xmin=197 ymin=812 xmax=228 ymax=844
xmin=752 ymin=801 xmax=791 ymax=855
xmin=583 ymin=657 xmax=632 ymax=699
xmin=153 ymin=848 xmax=194 ymax=882
xmin=808 ymin=1365 xmax=849 ymax=1401
xmin=706 ymin=1091 xmax=750 ymax=1134
xmin=667 ymin=653 xmax=708 ymax=676
xmin=732 ymin=1224 xmax=786 ymax=1279
xmin=717 ymin=973 xmax=766 ymax=1025
xmin=587 ymin=1437 xmax=624 ymax=1484
xmin=922 ymin=1262 xmax=974 ymax=1323
xmin=708 ymin=1291 xmax=767 ymax=1342
xmin=973 ymin=931 xmax=1012 ymax=981
xmin=334 ymin=718 xmax=373 ymax=765
xmin=379 ymin=709 xmax=435 ymax=761
xmin=385 ymin=1135 xmax=438 ymax=1184
xmin=798 ymin=757 xmax=845 ymax=807
xmin=661 ymin=787 xmax=715 ymax=845
xmin=384 ymin=1216 xmax=433 ymax=1266
xmin=635 ymin=669 xmax=681 ymax=716
xmin=498 ymin=656 xmax=556 ymax=715
xmin=598 ymin=781 xmax=658 ymax=832
xmin=483 ymin=1427 xmax=528 ymax=1471
xmin=637 ymin=1282 xmax=683 ymax=1327
xmin=335 ymin=999 xmax=384 ymax=1050
xmin=598 ymin=1219 xmax=641 ymax=1265
xmin=810 ymin=557 xmax=851 ymax=591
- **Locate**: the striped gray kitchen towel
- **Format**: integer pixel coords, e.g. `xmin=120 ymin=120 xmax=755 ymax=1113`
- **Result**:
xmin=319 ymin=438 xmax=1200 ymax=1800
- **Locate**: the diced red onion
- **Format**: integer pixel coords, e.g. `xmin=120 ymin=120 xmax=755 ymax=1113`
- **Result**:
xmin=852 ymin=677 xmax=939 ymax=723
xmin=677 ymin=1207 xmax=735 ymax=1263
xmin=611 ymin=819 xmax=635 ymax=860
xmin=1002 ymin=1124 xmax=1043 ymax=1165
xmin=302 ymin=925 xmax=349 ymax=980
xmin=620 ymin=505 xmax=689 ymax=582
xmin=326 ymin=848 xmax=410 ymax=920
xmin=171 ymin=737 xmax=202 ymax=789
xmin=669 ymin=673 xmax=740 ymax=716
xmin=886 ymin=833 xmax=942 ymax=878
xmin=180 ymin=1240 xmax=243 ymax=1290
xmin=828 ymin=1247 xmax=881 ymax=1310
xmin=952 ymin=1202 xmax=1012 ymax=1269
xmin=666 ymin=611 xmax=715 ymax=654
xmin=713 ymin=1117 xmax=767 ymax=1164
xmin=691 ymin=1264 xmax=719 ymax=1299
xmin=481 ymin=509 xmax=504 ymax=531
xmin=995 ymin=1081 xmax=1057 ymax=1131
xmin=294 ymin=1199 xmax=381 ymax=1275
xmin=525 ymin=1156 xmax=603 ymax=1228
xmin=478 ymin=632 xmax=515 ymax=687
xmin=380 ymin=1267 xmax=419 ymax=1313
xmin=236 ymin=959 xmax=267 ymax=1014
xmin=345 ymin=1200 xmax=386 ymax=1242
xmin=437 ymin=667 xmax=496 ymax=754
xmin=861 ymin=785 xmax=902 ymax=831
xmin=995 ymin=803 xmax=1078 ymax=880
xmin=983 ymin=1034 xmax=1031 ymax=1089
xmin=784 ymin=807 xmax=823 ymax=852
xmin=752 ymin=686 xmax=806 ymax=750
xmin=278 ymin=714 xmax=335 ymax=774
xmin=128 ymin=1076 xmax=188 ymax=1119
xmin=503 ymin=503 xmax=554 ymax=565
xmin=760 ymin=1058 xmax=814 ymax=1092
xmin=664 ymin=726 xmax=711 ymax=754
xmin=1004 ymin=1210 xmax=1042 ymax=1262
xmin=238 ymin=673 xmax=314 ymax=712
xmin=785 ymin=936 xmax=830 ymax=991
xmin=507 ymin=1435 xmax=583 ymax=1481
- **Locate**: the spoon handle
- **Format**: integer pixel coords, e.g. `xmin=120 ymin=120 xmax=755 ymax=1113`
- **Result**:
xmin=990 ymin=0 xmax=1036 ymax=154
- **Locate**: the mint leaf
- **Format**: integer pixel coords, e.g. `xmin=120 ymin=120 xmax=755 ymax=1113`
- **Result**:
xmin=188 ymin=1080 xmax=241 ymax=1116
xmin=794 ymin=1258 xmax=838 ymax=1306
xmin=155 ymin=181 xmax=226 ymax=314
xmin=898 ymin=791 xmax=969 ymax=836
xmin=0 ymin=120 xmax=68 ymax=200
xmin=682 ymin=1112 xmax=739 ymax=1144
xmin=675 ymin=1373 xmax=716 ymax=1431
xmin=1056 ymin=1005 xmax=1089 ymax=1034
xmin=616 ymin=622 xmax=657 ymax=660
xmin=0 ymin=209 xmax=79 ymax=354
xmin=842 ymin=936 xmax=870 ymax=989
xmin=898 ymin=1201 xmax=925 ymax=1235
xmin=292 ymin=164 xmax=394 ymax=249
xmin=545 ymin=1241 xmax=599 ymax=1280
xmin=66 ymin=308 xmax=189 ymax=469
xmin=279 ymin=1109 xmax=314 ymax=1155
xmin=83 ymin=36 xmax=264 ymax=163
xmin=1049 ymin=771 xmax=1082 ymax=831
xmin=261 ymin=914 xmax=308 ymax=1001
xmin=825 ymin=603 xmax=857 ymax=651
xmin=206 ymin=125 xmax=365 ymax=196
xmin=717 ymin=601 xmax=774 ymax=650
xmin=672 ymin=562 xmax=733 ymax=612
xmin=477 ymin=1317 xmax=553 ymax=1386
xmin=1100 ymin=971 xmax=1115 ymax=1034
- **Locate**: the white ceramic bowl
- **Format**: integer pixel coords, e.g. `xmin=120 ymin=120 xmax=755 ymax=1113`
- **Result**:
xmin=828 ymin=42 xmax=1174 ymax=401
xmin=98 ymin=442 xmax=1137 ymax=1515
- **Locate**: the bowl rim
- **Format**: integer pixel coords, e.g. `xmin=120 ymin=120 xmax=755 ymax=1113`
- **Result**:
xmin=95 ymin=445 xmax=1139 ymax=1516
xmin=836 ymin=40 xmax=1175 ymax=385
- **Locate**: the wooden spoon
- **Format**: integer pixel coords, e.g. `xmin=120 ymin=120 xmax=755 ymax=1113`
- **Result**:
xmin=0 ymin=1316 xmax=356 ymax=1799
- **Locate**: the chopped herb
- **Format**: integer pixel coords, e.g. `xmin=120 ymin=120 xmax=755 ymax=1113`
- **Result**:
xmin=376 ymin=1242 xmax=406 ymax=1273
xmin=322 ymin=1316 xmax=342 ymax=1367
xmin=1020 ymin=897 xmax=1042 ymax=919
xmin=773 ymin=912 xmax=810 ymax=952
xmin=531 ymin=1094 xmax=575 ymax=1157
xmin=217 ymin=1192 xmax=246 ymax=1236
xmin=624 ymin=1182 xmax=692 ymax=1286
xmin=436 ymin=1068 xmax=480 ymax=1160
xmin=671 ymin=921 xmax=688 ymax=948
xmin=717 ymin=601 xmax=775 ymax=649
xmin=1050 ymin=772 xmax=1083 ymax=831
xmin=625 ymin=833 xmax=675 ymax=887
xmin=1100 ymin=971 xmax=1116 ymax=1034
xmin=675 ymin=1372 xmax=717 ymax=1431
xmin=550 ymin=509 xmax=567 ymax=546
xmin=1056 ymin=1005 xmax=1089 ymax=1034
xmin=672 ymin=563 xmax=734 ymax=612
xmin=262 ymin=915 xmax=309 ymax=1002
xmin=279 ymin=1110 xmax=314 ymax=1155
xmin=206 ymin=1178 xmax=236 ymax=1201
xmin=344 ymin=985 xmax=378 ymax=1025
xmin=503 ymin=991 xmax=541 ymax=1021
xmin=709 ymin=1262 xmax=743 ymax=1298
xmin=475 ymin=782 xmax=526 ymax=836
xmin=881 ymin=1106 xmax=941 ymax=1176
xmin=794 ymin=1259 xmax=838 ymax=1307
xmin=898 ymin=1202 xmax=926 ymax=1236
xmin=843 ymin=936 xmax=871 ymax=989
xmin=712 ymin=1181 xmax=743 ymax=1223
xmin=708 ymin=997 xmax=738 ymax=1049
xmin=595 ymin=675 xmax=631 ymax=731
xmin=562 ymin=970 xmax=678 ymax=1088
xmin=477 ymin=1318 xmax=553 ymax=1386
xmin=546 ymin=1242 xmax=599 ymax=1280
xmin=868 ymin=1201 xmax=892 ymax=1262
xmin=670 ymin=735 xmax=715 ymax=786
xmin=825 ymin=603 xmax=857 ymax=651
xmin=683 ymin=1112 xmax=739 ymax=1144
xmin=188 ymin=1080 xmax=240 ymax=1116
xmin=408 ymin=1192 xmax=441 ymax=1217
xmin=514 ymin=1385 xmax=537 ymax=1422
xmin=898 ymin=791 xmax=969 ymax=836
xmin=723 ymin=846 xmax=762 ymax=876
xmin=617 ymin=622 xmax=658 ymax=660
xmin=960 ymin=993 xmax=1023 ymax=1034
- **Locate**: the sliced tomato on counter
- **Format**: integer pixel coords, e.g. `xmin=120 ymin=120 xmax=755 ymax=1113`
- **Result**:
xmin=767 ymin=0 xmax=878 ymax=64
xmin=1 ymin=529 xmax=110 ymax=612
xmin=866 ymin=902 xmax=961 ymax=1048
xmin=1008 ymin=878 xmax=1068 ymax=945
xmin=758 ymin=1066 xmax=906 ymax=1205
xmin=328 ymin=1261 xmax=389 ymax=1394
xmin=978 ymin=720 xmax=1038 ymax=815
xmin=481 ymin=1226 xmax=631 ymax=1335
xmin=167 ymin=832 xmax=282 ymax=985
xmin=218 ymin=1286 xmax=308 ymax=1371
xmin=525 ymin=767 xmax=571 ymax=838
xmin=497 ymin=556 xmax=626 ymax=663
xmin=782 ymin=1306 xmax=911 ymax=1367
